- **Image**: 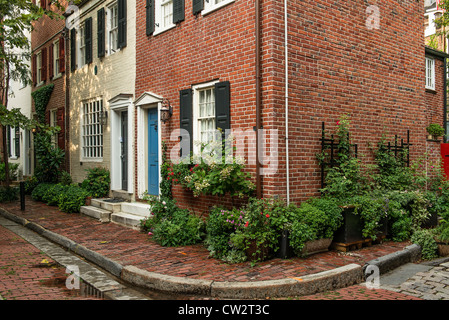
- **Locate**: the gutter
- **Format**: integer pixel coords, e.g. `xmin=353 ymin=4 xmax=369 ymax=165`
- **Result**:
xmin=255 ymin=0 xmax=262 ymax=198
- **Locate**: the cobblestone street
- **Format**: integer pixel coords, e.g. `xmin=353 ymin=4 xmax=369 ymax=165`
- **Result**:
xmin=379 ymin=262 xmax=449 ymax=300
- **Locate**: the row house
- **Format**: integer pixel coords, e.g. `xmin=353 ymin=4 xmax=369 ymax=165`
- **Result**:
xmin=31 ymin=0 xmax=69 ymax=171
xmin=67 ymin=0 xmax=136 ymax=198
xmin=60 ymin=0 xmax=448 ymax=218
xmin=134 ymin=0 xmax=444 ymax=213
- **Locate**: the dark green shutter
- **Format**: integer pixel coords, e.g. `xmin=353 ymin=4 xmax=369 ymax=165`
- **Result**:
xmin=118 ymin=0 xmax=127 ymax=48
xmin=192 ymin=0 xmax=203 ymax=15
xmin=85 ymin=17 xmax=92 ymax=64
xmin=70 ymin=28 xmax=76 ymax=71
xmin=179 ymin=89 xmax=193 ymax=158
xmin=173 ymin=0 xmax=185 ymax=24
xmin=15 ymin=127 xmax=20 ymax=158
xmin=97 ymin=8 xmax=105 ymax=58
xmin=215 ymin=81 xmax=231 ymax=139
xmin=146 ymin=0 xmax=154 ymax=36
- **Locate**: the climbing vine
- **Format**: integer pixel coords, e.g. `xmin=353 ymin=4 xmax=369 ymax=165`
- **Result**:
xmin=31 ymin=84 xmax=54 ymax=123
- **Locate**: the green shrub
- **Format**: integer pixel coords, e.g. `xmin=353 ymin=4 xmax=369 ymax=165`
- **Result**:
xmin=80 ymin=167 xmax=110 ymax=198
xmin=140 ymin=196 xmax=205 ymax=247
xmin=31 ymin=183 xmax=55 ymax=202
xmin=24 ymin=176 xmax=39 ymax=195
xmin=0 ymin=186 xmax=18 ymax=202
xmin=42 ymin=184 xmax=69 ymax=206
xmin=411 ymin=229 xmax=438 ymax=260
xmin=57 ymin=185 xmax=89 ymax=213
xmin=59 ymin=171 xmax=73 ymax=186
xmin=0 ymin=162 xmax=19 ymax=182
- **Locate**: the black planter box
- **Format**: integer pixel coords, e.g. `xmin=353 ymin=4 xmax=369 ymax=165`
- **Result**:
xmin=333 ymin=206 xmax=364 ymax=244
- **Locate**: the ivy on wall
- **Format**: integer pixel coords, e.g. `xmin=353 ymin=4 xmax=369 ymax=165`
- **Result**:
xmin=31 ymin=84 xmax=54 ymax=124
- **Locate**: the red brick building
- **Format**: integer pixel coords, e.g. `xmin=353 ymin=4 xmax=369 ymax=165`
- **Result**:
xmin=134 ymin=0 xmax=445 ymax=214
xmin=31 ymin=0 xmax=69 ymax=171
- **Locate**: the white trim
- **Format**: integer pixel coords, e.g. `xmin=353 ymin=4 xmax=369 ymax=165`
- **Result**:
xmin=80 ymin=98 xmax=104 ymax=161
xmin=202 ymin=0 xmax=235 ymax=16
xmin=53 ymin=39 xmax=61 ymax=78
xmin=109 ymin=94 xmax=134 ymax=193
xmin=426 ymin=56 xmax=436 ymax=90
xmin=136 ymin=101 xmax=162 ymax=198
xmin=154 ymin=0 xmax=175 ymax=36
xmin=192 ymin=80 xmax=219 ymax=154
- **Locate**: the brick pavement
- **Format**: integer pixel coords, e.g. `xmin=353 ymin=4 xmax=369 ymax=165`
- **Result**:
xmin=0 ymin=196 xmax=412 ymax=284
xmin=0 ymin=224 xmax=102 ymax=300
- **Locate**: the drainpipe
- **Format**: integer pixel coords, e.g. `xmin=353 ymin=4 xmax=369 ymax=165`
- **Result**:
xmin=284 ymin=0 xmax=290 ymax=205
xmin=255 ymin=0 xmax=262 ymax=198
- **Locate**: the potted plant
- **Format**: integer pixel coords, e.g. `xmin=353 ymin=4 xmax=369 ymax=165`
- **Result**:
xmin=289 ymin=199 xmax=343 ymax=257
xmin=426 ymin=123 xmax=445 ymax=140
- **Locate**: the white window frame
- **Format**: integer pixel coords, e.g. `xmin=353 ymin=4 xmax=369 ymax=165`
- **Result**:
xmin=108 ymin=2 xmax=119 ymax=54
xmin=81 ymin=99 xmax=104 ymax=160
xmin=154 ymin=0 xmax=175 ymax=36
xmin=426 ymin=56 xmax=436 ymax=90
xmin=53 ymin=39 xmax=61 ymax=78
xmin=192 ymin=81 xmax=219 ymax=154
xmin=8 ymin=126 xmax=19 ymax=160
xmin=78 ymin=23 xmax=86 ymax=67
xmin=202 ymin=0 xmax=235 ymax=16
xmin=36 ymin=51 xmax=43 ymax=85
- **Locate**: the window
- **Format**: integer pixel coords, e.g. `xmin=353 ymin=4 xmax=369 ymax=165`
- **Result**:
xmin=82 ymin=100 xmax=104 ymax=159
xmin=7 ymin=126 xmax=20 ymax=159
xmin=79 ymin=24 xmax=86 ymax=66
xmin=53 ymin=40 xmax=60 ymax=77
xmin=196 ymin=86 xmax=216 ymax=146
xmin=179 ymin=81 xmax=230 ymax=156
xmin=426 ymin=56 xmax=435 ymax=90
xmin=36 ymin=51 xmax=42 ymax=85
xmin=155 ymin=0 xmax=175 ymax=34
xmin=108 ymin=3 xmax=119 ymax=53
xmin=203 ymin=0 xmax=234 ymax=15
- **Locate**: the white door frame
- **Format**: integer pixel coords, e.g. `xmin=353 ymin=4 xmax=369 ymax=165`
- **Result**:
xmin=109 ymin=94 xmax=134 ymax=193
xmin=134 ymin=92 xmax=163 ymax=198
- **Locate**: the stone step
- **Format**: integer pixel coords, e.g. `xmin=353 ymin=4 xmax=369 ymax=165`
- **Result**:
xmin=80 ymin=206 xmax=112 ymax=223
xmin=111 ymin=212 xmax=146 ymax=230
xmin=91 ymin=199 xmax=123 ymax=213
xmin=120 ymin=202 xmax=152 ymax=217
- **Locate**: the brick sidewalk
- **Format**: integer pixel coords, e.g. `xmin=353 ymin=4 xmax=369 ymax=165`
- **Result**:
xmin=0 ymin=197 xmax=412 ymax=284
xmin=0 ymin=224 xmax=102 ymax=300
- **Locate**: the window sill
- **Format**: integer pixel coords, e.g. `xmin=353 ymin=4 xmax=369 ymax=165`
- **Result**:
xmin=80 ymin=158 xmax=104 ymax=163
xmin=426 ymin=88 xmax=437 ymax=93
xmin=202 ymin=0 xmax=235 ymax=16
xmin=153 ymin=24 xmax=176 ymax=36
xmin=52 ymin=74 xmax=62 ymax=81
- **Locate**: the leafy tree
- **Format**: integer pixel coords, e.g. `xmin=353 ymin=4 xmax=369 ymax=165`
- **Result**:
xmin=0 ymin=0 xmax=63 ymax=185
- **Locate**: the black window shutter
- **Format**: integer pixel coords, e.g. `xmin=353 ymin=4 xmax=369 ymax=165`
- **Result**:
xmin=118 ymin=0 xmax=127 ymax=48
xmin=70 ymin=28 xmax=76 ymax=71
xmin=97 ymin=8 xmax=105 ymax=58
xmin=173 ymin=0 xmax=185 ymax=24
xmin=146 ymin=0 xmax=155 ymax=36
xmin=179 ymin=89 xmax=193 ymax=158
xmin=15 ymin=127 xmax=20 ymax=158
xmin=85 ymin=17 xmax=92 ymax=64
xmin=192 ymin=0 xmax=203 ymax=15
xmin=215 ymin=81 xmax=231 ymax=140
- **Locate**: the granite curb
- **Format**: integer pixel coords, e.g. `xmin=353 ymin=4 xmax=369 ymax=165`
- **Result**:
xmin=0 ymin=208 xmax=423 ymax=299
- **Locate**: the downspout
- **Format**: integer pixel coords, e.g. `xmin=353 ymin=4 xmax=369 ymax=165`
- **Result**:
xmin=64 ymin=27 xmax=70 ymax=173
xmin=444 ymin=56 xmax=447 ymax=143
xmin=284 ymin=0 xmax=290 ymax=205
xmin=255 ymin=0 xmax=262 ymax=198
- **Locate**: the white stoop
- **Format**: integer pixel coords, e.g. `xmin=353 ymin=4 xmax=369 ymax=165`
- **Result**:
xmin=80 ymin=199 xmax=152 ymax=230
xmin=111 ymin=202 xmax=153 ymax=230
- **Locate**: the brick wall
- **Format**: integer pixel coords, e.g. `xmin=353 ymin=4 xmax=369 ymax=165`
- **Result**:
xmin=136 ymin=0 xmax=439 ymax=215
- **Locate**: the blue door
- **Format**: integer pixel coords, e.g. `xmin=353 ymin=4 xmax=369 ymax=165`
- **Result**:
xmin=148 ymin=108 xmax=159 ymax=195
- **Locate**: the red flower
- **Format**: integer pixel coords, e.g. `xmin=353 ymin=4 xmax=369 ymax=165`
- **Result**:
xmin=245 ymin=221 xmax=249 ymax=228
xmin=266 ymin=214 xmax=270 ymax=218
